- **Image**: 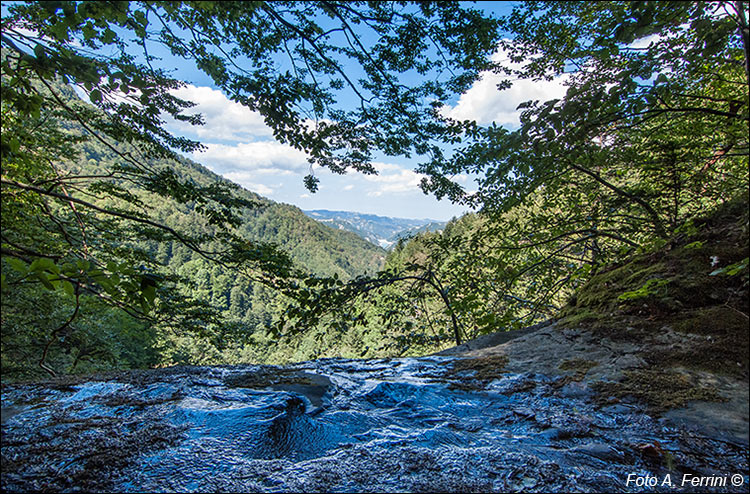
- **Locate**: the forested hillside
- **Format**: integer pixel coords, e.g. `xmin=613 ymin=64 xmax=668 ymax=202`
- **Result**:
xmin=273 ymin=1 xmax=749 ymax=357
xmin=72 ymin=142 xmax=386 ymax=282
xmin=360 ymin=191 xmax=749 ymax=353
xmin=2 ymin=83 xmax=385 ymax=377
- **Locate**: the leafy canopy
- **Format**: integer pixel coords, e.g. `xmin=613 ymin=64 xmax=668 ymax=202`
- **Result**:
xmin=281 ymin=1 xmax=749 ymax=344
xmin=422 ymin=1 xmax=748 ymax=213
xmin=0 ymin=1 xmax=500 ymax=301
xmin=1 ymin=1 xmax=502 ymax=372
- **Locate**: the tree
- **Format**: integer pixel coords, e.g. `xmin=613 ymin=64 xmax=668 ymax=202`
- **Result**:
xmin=435 ymin=1 xmax=747 ymax=217
xmin=268 ymin=1 xmax=750 ymax=348
xmin=1 ymin=1 xmax=502 ymax=374
xmin=402 ymin=1 xmax=749 ymax=333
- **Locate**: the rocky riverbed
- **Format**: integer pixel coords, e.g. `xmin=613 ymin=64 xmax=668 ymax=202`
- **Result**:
xmin=2 ymin=328 xmax=748 ymax=492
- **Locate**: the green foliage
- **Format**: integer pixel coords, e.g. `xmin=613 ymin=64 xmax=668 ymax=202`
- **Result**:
xmin=2 ymin=1 xmax=500 ymax=375
xmin=557 ymin=193 xmax=749 ymax=335
xmin=2 ymin=1 xmax=501 ymax=180
xmin=618 ymin=278 xmax=670 ymax=301
xmin=1 ymin=257 xmax=159 ymax=378
xmin=406 ymin=1 xmax=749 ymax=338
xmin=327 ymin=2 xmax=749 ymax=348
xmin=710 ymin=257 xmax=749 ymax=277
xmin=425 ymin=2 xmax=749 ymax=221
xmin=2 ymin=1 xmax=748 ymax=376
xmin=1 ymin=130 xmax=387 ymax=377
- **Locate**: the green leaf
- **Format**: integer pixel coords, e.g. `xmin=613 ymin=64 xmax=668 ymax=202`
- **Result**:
xmin=101 ymin=28 xmax=116 ymax=44
xmin=710 ymin=258 xmax=749 ymax=276
xmin=62 ymin=280 xmax=75 ymax=296
xmin=109 ymin=273 xmax=120 ymax=286
xmin=29 ymin=257 xmax=58 ymax=274
xmin=6 ymin=258 xmax=28 ymax=274
xmin=89 ymin=89 xmax=102 ymax=103
xmin=143 ymin=284 xmax=157 ymax=305
xmin=133 ymin=10 xmax=148 ymax=27
xmin=8 ymin=137 xmax=20 ymax=153
xmin=89 ymin=269 xmax=105 ymax=279
xmin=36 ymin=272 xmax=55 ymax=290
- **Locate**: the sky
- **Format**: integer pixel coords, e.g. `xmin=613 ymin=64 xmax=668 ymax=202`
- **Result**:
xmin=152 ymin=3 xmax=569 ymax=221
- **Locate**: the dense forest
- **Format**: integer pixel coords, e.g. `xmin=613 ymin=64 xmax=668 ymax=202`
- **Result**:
xmin=1 ymin=82 xmax=391 ymax=375
xmin=1 ymin=1 xmax=748 ymax=380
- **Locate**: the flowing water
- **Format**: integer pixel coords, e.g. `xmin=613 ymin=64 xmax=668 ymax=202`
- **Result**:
xmin=1 ymin=356 xmax=748 ymax=492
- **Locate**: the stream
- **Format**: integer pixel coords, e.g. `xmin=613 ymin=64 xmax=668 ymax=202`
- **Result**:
xmin=1 ymin=356 xmax=748 ymax=492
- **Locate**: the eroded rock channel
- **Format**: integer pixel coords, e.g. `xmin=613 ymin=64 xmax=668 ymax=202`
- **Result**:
xmin=2 ymin=355 xmax=748 ymax=492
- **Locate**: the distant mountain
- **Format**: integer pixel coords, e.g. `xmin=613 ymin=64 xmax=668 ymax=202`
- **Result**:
xmin=304 ymin=210 xmax=448 ymax=248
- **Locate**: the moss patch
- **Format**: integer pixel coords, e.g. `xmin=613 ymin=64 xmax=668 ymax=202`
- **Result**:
xmin=670 ymin=306 xmax=748 ymax=336
xmin=558 ymin=358 xmax=599 ymax=380
xmin=561 ymin=196 xmax=748 ymax=324
xmin=444 ymin=355 xmax=509 ymax=390
xmin=645 ymin=339 xmax=748 ymax=380
xmin=551 ymin=358 xmax=600 ymax=389
xmin=556 ymin=195 xmax=749 ymax=380
xmin=578 ymin=260 xmax=671 ymax=310
xmin=592 ymin=369 xmax=726 ymax=414
xmin=557 ymin=308 xmax=607 ymax=328
xmin=643 ymin=306 xmax=749 ymax=379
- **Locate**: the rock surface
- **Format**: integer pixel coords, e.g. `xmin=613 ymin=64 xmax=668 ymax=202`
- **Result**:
xmin=441 ymin=322 xmax=749 ymax=446
xmin=1 ymin=353 xmax=748 ymax=492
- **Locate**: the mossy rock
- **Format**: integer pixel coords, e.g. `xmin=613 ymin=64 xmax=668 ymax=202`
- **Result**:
xmin=571 ymin=259 xmax=672 ymax=312
xmin=644 ymin=306 xmax=749 ymax=379
xmin=557 ymin=307 xmax=609 ymax=328
xmin=444 ymin=355 xmax=509 ymax=390
xmin=557 ymin=194 xmax=748 ymax=361
xmin=670 ymin=306 xmax=749 ymax=336
xmin=592 ymin=369 xmax=726 ymax=414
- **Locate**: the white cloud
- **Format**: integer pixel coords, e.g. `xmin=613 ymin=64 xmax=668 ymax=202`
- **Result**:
xmin=447 ymin=29 xmax=692 ymax=128
xmin=191 ymin=141 xmax=309 ymax=174
xmin=156 ymin=86 xmax=314 ymax=193
xmin=168 ymin=84 xmax=272 ymax=141
xmin=252 ymin=167 xmax=296 ymax=176
xmin=187 ymin=140 xmax=309 ymax=197
xmin=364 ymin=162 xmax=426 ymax=197
xmin=221 ymin=171 xmax=275 ymax=195
xmin=161 ymin=85 xmax=312 ymax=181
xmin=443 ymin=46 xmax=569 ymax=127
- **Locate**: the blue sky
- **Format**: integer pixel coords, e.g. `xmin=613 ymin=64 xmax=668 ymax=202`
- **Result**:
xmin=130 ymin=3 xmax=565 ymax=221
